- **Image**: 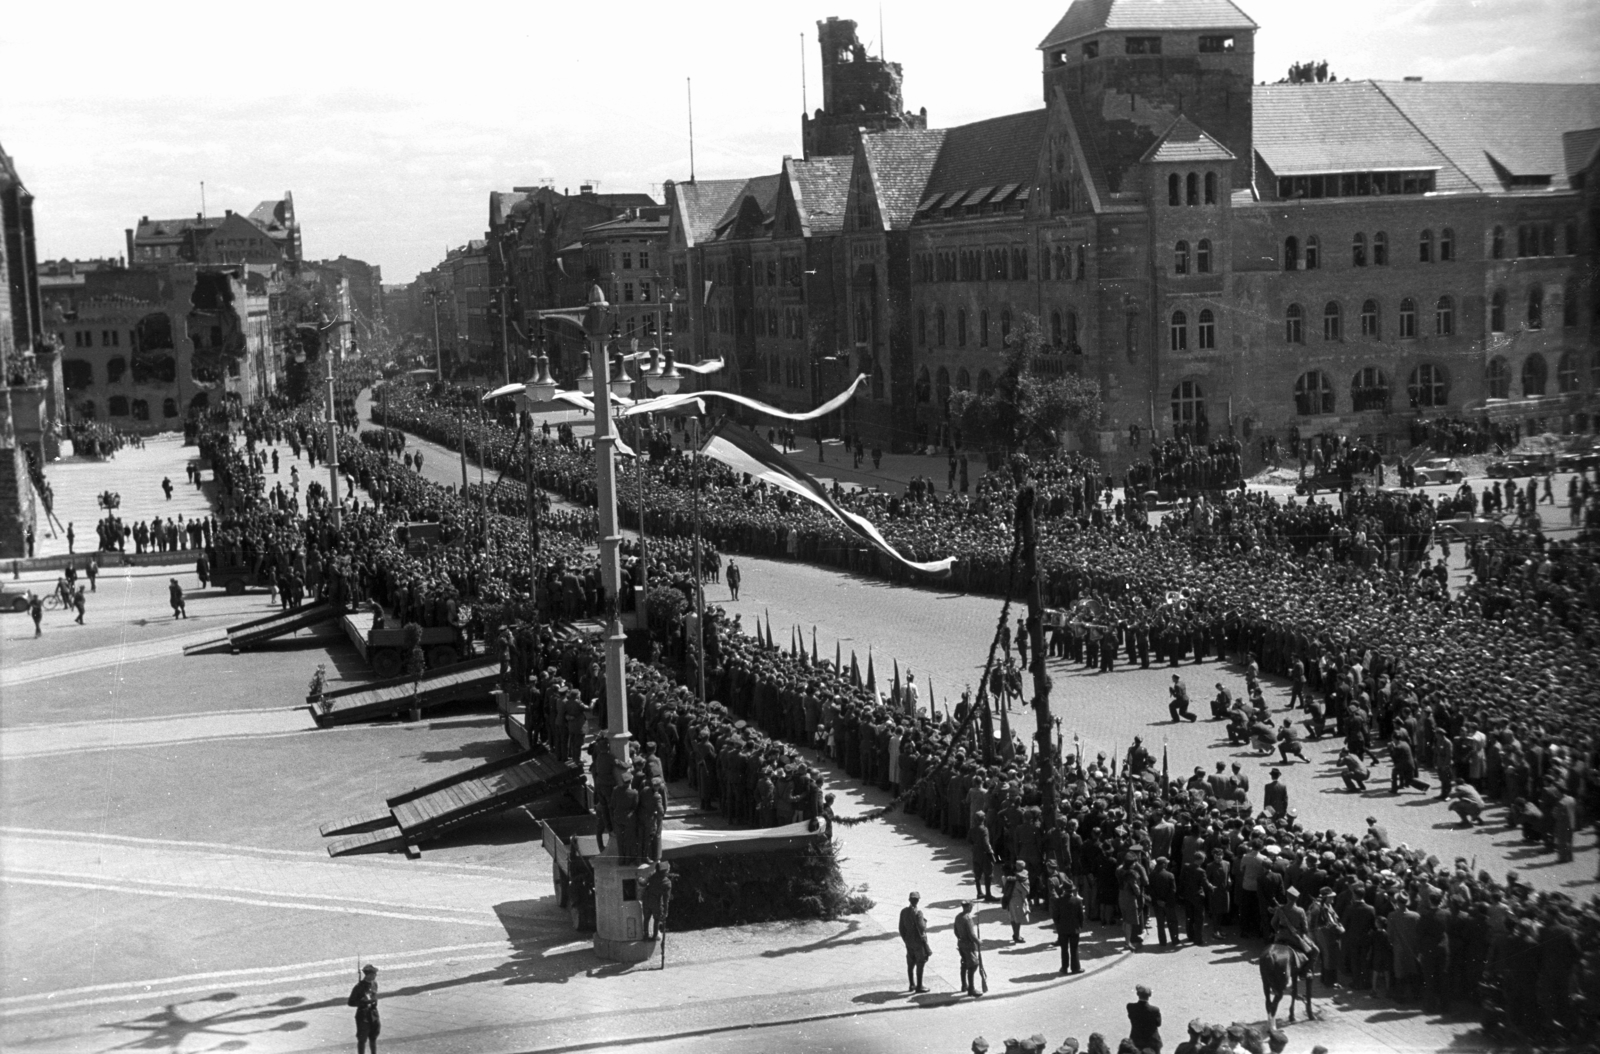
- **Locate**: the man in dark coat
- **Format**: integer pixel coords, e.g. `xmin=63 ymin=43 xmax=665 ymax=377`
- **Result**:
xmin=1263 ymin=769 xmax=1288 ymax=817
xmin=1341 ymin=888 xmax=1377 ymax=989
xmin=347 ymin=964 xmax=380 ymax=1054
xmin=1180 ymin=850 xmax=1210 ymax=945
xmin=1052 ymin=880 xmax=1085 ymax=974
xmin=1168 ymin=674 xmax=1196 ymax=722
xmin=1150 ymin=856 xmax=1180 ymax=947
xmin=898 ymin=891 xmax=932 ymax=992
xmin=1127 ymin=984 xmax=1163 ymax=1053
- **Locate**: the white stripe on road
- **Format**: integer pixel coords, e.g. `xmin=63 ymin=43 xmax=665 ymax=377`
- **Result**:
xmin=2 ymin=875 xmax=510 ymax=928
xmin=0 ymin=708 xmax=318 ymax=760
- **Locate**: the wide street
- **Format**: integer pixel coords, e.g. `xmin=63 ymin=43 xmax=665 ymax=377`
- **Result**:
xmin=0 ymin=424 xmax=1592 ymax=1054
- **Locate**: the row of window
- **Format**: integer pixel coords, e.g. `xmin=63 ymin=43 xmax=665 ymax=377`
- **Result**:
xmin=1284 ymin=229 xmax=1445 ymax=271
xmin=1486 ymin=352 xmax=1589 ymax=399
xmin=914 ymin=365 xmax=999 ymax=404
xmin=918 ymin=306 xmax=1014 ymax=349
xmin=77 ymin=396 xmax=180 ymax=420
xmin=618 ymin=280 xmax=655 ymax=303
xmin=69 ymin=329 xmax=129 ymax=349
xmin=1172 ymin=239 xmax=1215 ymax=274
xmin=1168 ymin=309 xmax=1219 ymax=351
xmin=915 ymin=247 xmax=1031 ymax=284
xmin=1283 ymin=352 xmax=1590 ymax=416
xmin=616 ymin=250 xmax=651 ymax=271
xmin=704 ymin=305 xmax=807 ymax=339
xmin=1278 ymin=283 xmax=1580 ymax=346
xmin=1277 ymin=171 xmax=1436 ymax=201
xmin=1166 ymin=172 xmax=1220 ymax=207
xmin=1491 ymin=281 xmax=1580 ymax=331
xmin=62 ymin=356 xmax=179 ymax=388
xmin=1073 ymin=34 xmax=1235 ymax=60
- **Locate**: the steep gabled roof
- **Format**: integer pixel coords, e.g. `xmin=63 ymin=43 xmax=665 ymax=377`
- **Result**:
xmin=710 ymin=174 xmax=782 ymax=239
xmin=1039 ymin=0 xmax=1256 ymax=49
xmin=1140 ymin=114 xmax=1235 ymax=163
xmin=922 ymin=110 xmax=1048 ymax=198
xmin=1252 ymin=82 xmax=1471 ymax=191
xmin=861 ymin=128 xmax=949 ymax=230
xmin=1374 ymin=80 xmax=1600 ymax=191
xmin=134 ymin=215 xmax=222 ymax=244
xmin=1564 ymin=128 xmax=1600 ymax=181
xmin=788 ymin=156 xmax=852 ymax=236
xmin=672 ymin=179 xmax=750 ymax=247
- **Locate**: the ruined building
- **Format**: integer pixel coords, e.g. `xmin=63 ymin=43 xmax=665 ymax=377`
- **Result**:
xmin=802 ymin=17 xmax=926 ymax=160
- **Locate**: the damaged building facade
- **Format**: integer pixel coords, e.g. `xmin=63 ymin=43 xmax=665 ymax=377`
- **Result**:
xmin=663 ymin=2 xmax=1600 ymax=456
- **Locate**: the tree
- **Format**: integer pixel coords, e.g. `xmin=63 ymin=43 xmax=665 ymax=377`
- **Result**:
xmin=946 ymin=314 xmax=1101 ymax=454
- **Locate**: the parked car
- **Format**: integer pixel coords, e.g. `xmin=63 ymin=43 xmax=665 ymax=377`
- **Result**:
xmin=1436 ymin=513 xmax=1505 ymax=540
xmin=1413 ymin=458 xmax=1465 ymax=485
xmin=1486 ymin=453 xmax=1554 ymax=478
xmin=1556 ymin=443 xmax=1600 ymax=472
xmin=0 ymin=582 xmax=33 ymax=612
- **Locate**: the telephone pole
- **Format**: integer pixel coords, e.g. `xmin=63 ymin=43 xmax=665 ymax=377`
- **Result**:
xmin=1017 ymin=481 xmax=1057 ymax=831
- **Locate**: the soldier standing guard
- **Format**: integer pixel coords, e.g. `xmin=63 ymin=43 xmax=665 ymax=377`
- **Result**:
xmin=347 ymin=964 xmax=380 ymax=1054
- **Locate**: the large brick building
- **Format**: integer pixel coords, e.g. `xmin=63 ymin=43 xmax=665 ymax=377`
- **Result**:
xmin=663 ymin=0 xmax=1600 ymax=457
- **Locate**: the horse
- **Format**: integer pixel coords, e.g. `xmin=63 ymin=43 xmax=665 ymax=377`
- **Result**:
xmin=1259 ymin=940 xmax=1317 ymax=1025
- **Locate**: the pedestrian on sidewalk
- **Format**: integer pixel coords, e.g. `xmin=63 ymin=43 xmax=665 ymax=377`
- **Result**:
xmin=169 ymin=578 xmax=188 ymax=619
xmin=66 ymin=522 xmax=75 ymax=553
xmin=898 ymin=891 xmax=931 ymax=992
xmin=85 ymin=556 xmax=97 ymax=592
xmin=347 ymin=964 xmax=380 ymax=1054
xmin=29 ymin=592 xmax=42 ymax=636
xmin=162 ymin=476 xmax=173 ymax=500
xmin=72 ymin=586 xmax=86 ymax=625
xmin=25 ymin=523 xmax=33 ymax=558
xmin=727 ymin=560 xmax=741 ymax=601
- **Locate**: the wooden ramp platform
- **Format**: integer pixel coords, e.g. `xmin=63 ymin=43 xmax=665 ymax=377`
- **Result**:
xmin=184 ymin=602 xmax=337 ymax=654
xmin=319 ymin=748 xmax=583 ymax=857
xmin=310 ymin=656 xmax=500 ymax=726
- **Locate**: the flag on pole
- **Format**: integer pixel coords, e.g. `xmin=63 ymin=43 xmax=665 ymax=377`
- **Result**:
xmin=812 ymin=626 xmax=819 ymax=665
xmin=850 ymin=650 xmax=861 ymax=688
xmin=866 ymin=649 xmax=877 ymax=694
xmin=698 ymin=422 xmax=954 ymax=575
xmin=892 ymin=659 xmax=902 ymax=706
xmin=835 ymin=640 xmax=841 ymax=672
xmin=1162 ymin=741 xmax=1169 ymax=784
xmin=764 ymin=612 xmax=774 ymax=650
xmin=790 ymin=624 xmax=798 ymax=658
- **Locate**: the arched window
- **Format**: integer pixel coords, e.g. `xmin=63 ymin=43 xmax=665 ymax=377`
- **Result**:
xmin=1360 ymin=299 xmax=1380 ymax=339
xmin=1066 ymin=310 xmax=1080 ymax=351
xmin=1051 ymin=311 xmax=1063 ymax=347
xmin=1373 ymin=231 xmax=1388 ymax=266
xmin=977 ymin=369 xmax=995 ymax=395
xmin=1323 ymin=301 xmax=1342 ymax=341
xmin=105 ymin=356 xmax=126 ymax=383
xmin=1284 ymin=236 xmax=1299 ymax=271
xmin=1439 ymin=228 xmax=1454 ymax=261
xmin=1352 ymin=233 xmax=1367 ymax=267
xmin=1408 ymin=364 xmax=1448 ymax=408
xmin=1398 ymin=297 xmax=1417 ymax=338
xmin=1174 ymin=240 xmax=1190 ymax=274
xmin=1186 ymin=172 xmax=1199 ymax=206
xmin=958 ymin=308 xmax=969 ymax=347
xmin=1490 ymin=290 xmax=1506 ymax=333
xmin=1170 ymin=310 xmax=1188 ymax=351
xmin=1435 ymin=295 xmax=1454 ymax=336
xmin=1557 ymin=351 xmax=1579 ymax=393
xmin=1522 ymin=353 xmax=1548 ymax=397
xmin=1285 ymin=303 xmax=1304 ymax=343
xmin=1492 ymin=226 xmax=1505 ymax=260
xmin=161 ymin=397 xmax=178 ymax=418
xmin=956 ymin=367 xmax=971 ymax=392
xmin=1171 ymin=380 xmax=1205 ymax=426
xmin=108 ymin=395 xmax=129 ymax=417
xmin=915 ymin=367 xmax=931 ymax=403
xmin=1419 ymin=229 xmax=1433 ymax=263
xmin=935 ymin=307 xmax=946 ymax=346
xmin=976 ymin=309 xmax=985 ymax=347
xmin=936 ymin=366 xmax=951 ymax=407
xmin=1168 ymin=173 xmax=1181 ymax=206
xmin=1293 ymin=371 xmax=1334 ymax=415
xmin=1204 ymin=171 xmax=1217 ymax=205
xmin=1305 ymin=235 xmax=1320 ymax=270
xmin=1351 ymin=367 xmax=1389 ymax=412
xmin=1197 ymin=308 xmax=1216 ymax=349
xmin=917 ymin=308 xmax=927 ymax=346
xmin=1564 ymin=278 xmax=1579 ymax=327
xmin=1000 ymin=309 xmax=1013 ymax=346
xmin=1527 ymin=286 xmax=1543 ymax=329
xmin=131 ymin=398 xmax=149 ymax=421
xmin=1486 ymin=357 xmax=1511 ymax=399
xmin=1196 ymin=239 xmax=1212 ymax=274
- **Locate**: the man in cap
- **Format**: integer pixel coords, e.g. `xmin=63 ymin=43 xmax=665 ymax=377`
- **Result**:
xmin=347 ymin=964 xmax=380 ymax=1053
xmin=1263 ymin=769 xmax=1288 ymax=818
xmin=1051 ymin=878 xmax=1085 ymax=974
xmin=898 ymin=891 xmax=931 ymax=992
xmin=1126 ymin=984 xmax=1163 ymax=1053
xmin=954 ymin=900 xmax=983 ymax=996
xmin=1168 ymin=674 xmax=1196 ymax=723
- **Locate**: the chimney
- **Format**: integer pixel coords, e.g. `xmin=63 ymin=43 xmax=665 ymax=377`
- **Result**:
xmin=125 ymin=228 xmax=135 ymax=265
xmin=579 ymin=184 xmax=595 ymax=197
xmin=225 ymin=209 xmax=233 ymax=217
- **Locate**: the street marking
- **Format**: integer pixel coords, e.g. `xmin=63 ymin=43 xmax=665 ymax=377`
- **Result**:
xmin=0 ymin=709 xmax=318 ymax=760
xmin=0 ymin=826 xmax=516 ymax=871
xmin=0 ymin=947 xmax=522 ymax=1018
xmin=2 ymin=875 xmax=511 ymax=928
xmin=0 ymin=939 xmax=514 ymax=1004
xmin=1 ymin=627 xmax=221 ymax=686
xmin=3 ymin=704 xmax=306 ymax=732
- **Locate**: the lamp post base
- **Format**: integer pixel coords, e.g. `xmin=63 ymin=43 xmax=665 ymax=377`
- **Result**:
xmin=592 ymin=934 xmax=656 ymax=963
xmin=590 ymin=852 xmax=658 ymax=963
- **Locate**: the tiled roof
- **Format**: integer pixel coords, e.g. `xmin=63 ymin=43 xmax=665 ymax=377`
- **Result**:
xmin=1039 ymin=0 xmax=1256 ymax=49
xmin=247 ymin=199 xmax=292 ymax=231
xmin=1252 ymin=82 xmax=1472 ymax=191
xmin=673 ymin=179 xmax=749 ymax=246
xmin=923 ymin=110 xmax=1048 ymax=199
xmin=861 ymin=128 xmax=949 ymax=230
xmin=135 ymin=216 xmax=222 ymax=243
xmin=711 ymin=174 xmax=783 ymax=236
xmin=1140 ymin=115 xmax=1236 ymax=163
xmin=1563 ymin=128 xmax=1600 ymax=180
xmin=1375 ymin=80 xmax=1600 ymax=191
xmin=789 ymin=156 xmax=852 ymax=236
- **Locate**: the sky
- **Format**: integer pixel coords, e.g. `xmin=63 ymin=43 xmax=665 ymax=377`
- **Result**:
xmin=4 ymin=0 xmax=1596 ymax=284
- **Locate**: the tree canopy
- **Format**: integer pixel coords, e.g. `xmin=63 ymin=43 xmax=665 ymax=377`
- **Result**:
xmin=946 ymin=314 xmax=1101 ymax=453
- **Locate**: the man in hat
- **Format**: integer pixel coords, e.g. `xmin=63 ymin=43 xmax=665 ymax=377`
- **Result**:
xmin=1051 ymin=879 xmax=1085 ymax=974
xmin=898 ymin=891 xmax=931 ymax=992
xmin=1263 ymin=769 xmax=1288 ymax=818
xmin=347 ymin=964 xmax=380 ymax=1054
xmin=1126 ymin=984 xmax=1163 ymax=1053
xmin=954 ymin=900 xmax=983 ymax=996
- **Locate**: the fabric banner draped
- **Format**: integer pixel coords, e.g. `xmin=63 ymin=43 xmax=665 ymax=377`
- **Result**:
xmin=700 ymin=422 xmax=955 ymax=576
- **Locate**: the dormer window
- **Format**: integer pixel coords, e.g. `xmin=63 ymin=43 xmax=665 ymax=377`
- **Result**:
xmin=1125 ymin=36 xmax=1161 ymax=55
xmin=1081 ymin=41 xmax=1098 ymax=59
xmin=1199 ymin=35 xmax=1235 ymax=53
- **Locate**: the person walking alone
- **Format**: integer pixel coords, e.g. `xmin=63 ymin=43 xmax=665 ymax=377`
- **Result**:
xmin=169 ymin=578 xmax=188 ymax=619
xmin=727 ymin=560 xmax=741 ymax=601
xmin=28 ymin=592 xmax=42 ymax=637
xmin=72 ymin=586 xmax=86 ymax=625
xmin=898 ymin=891 xmax=931 ymax=992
